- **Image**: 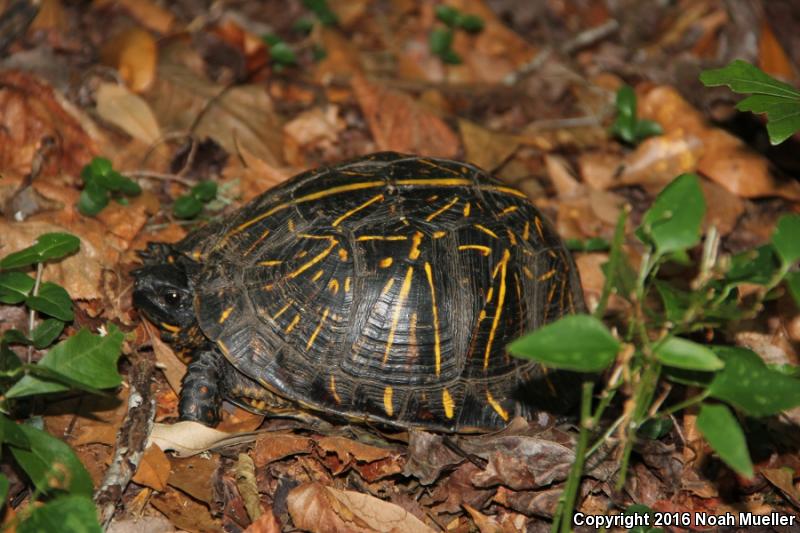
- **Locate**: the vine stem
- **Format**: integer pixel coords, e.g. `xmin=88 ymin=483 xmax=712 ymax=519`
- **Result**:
xmin=553 ymin=381 xmax=594 ymax=533
xmin=26 ymin=262 xmax=43 ymax=363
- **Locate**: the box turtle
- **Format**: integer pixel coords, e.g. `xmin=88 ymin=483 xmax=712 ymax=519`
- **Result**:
xmin=133 ymin=152 xmax=584 ymax=432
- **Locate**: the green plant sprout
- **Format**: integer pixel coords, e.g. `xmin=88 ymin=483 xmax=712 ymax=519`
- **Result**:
xmin=78 ymin=157 xmax=141 ymax=216
xmin=429 ymin=5 xmax=485 ymax=64
xmin=610 ymin=85 xmax=663 ymax=145
xmin=173 ymin=180 xmax=218 ymax=220
xmin=0 ymin=232 xmax=124 ymax=531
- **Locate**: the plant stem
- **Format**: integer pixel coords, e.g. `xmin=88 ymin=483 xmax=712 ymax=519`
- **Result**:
xmin=26 ymin=262 xmax=43 ymax=363
xmin=594 ymin=207 xmax=629 ymax=318
xmin=657 ymin=390 xmax=710 ymax=418
xmin=555 ymin=381 xmax=594 ymax=533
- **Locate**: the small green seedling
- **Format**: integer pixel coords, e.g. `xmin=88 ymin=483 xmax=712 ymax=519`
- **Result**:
xmin=78 ymin=157 xmax=141 ymax=216
xmin=262 ymin=34 xmax=297 ymax=68
xmin=610 ymin=85 xmax=663 ymax=145
xmin=700 ymin=60 xmax=800 ymax=145
xmin=429 ymin=5 xmax=485 ymax=64
xmin=303 ymin=0 xmax=338 ymax=26
xmin=173 ymin=180 xmax=218 ymax=220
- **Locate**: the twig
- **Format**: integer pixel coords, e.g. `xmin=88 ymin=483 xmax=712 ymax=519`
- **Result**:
xmin=94 ymin=349 xmax=156 ymax=528
xmin=121 ymin=170 xmax=195 ymax=187
xmin=26 ymin=262 xmax=43 ymax=363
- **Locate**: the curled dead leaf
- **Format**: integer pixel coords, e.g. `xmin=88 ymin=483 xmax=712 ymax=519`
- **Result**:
xmin=287 ymin=482 xmax=435 ymax=533
xmin=96 ymin=83 xmax=162 ymax=146
xmin=149 ymin=421 xmax=260 ymax=457
xmin=252 ymin=433 xmax=313 ymax=467
xmin=459 ymin=120 xmax=519 ymax=172
xmin=100 ymin=27 xmax=158 ymax=93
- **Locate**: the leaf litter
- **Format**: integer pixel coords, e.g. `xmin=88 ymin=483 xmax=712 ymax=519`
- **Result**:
xmin=0 ymin=0 xmax=799 ymax=531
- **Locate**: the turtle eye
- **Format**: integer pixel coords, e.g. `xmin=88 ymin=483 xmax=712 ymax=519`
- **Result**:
xmin=163 ymin=290 xmax=181 ymax=307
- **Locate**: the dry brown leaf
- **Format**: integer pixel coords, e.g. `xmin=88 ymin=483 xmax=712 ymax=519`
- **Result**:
xmin=699 ymin=178 xmax=745 ymax=236
xmin=578 ymin=151 xmax=622 ymax=190
xmin=151 ymin=488 xmax=222 ymax=533
xmin=104 ymin=0 xmax=176 ymax=34
xmin=167 ymin=454 xmax=218 ymax=504
xmin=463 ymin=505 xmax=504 ymax=533
xmin=30 ymin=0 xmax=67 ymax=32
xmin=96 ymin=83 xmax=162 ymax=146
xmin=244 ymin=510 xmax=282 ymax=533
xmin=145 ymin=323 xmax=186 ymax=394
xmin=618 ymin=130 xmax=703 ymax=193
xmin=252 ymin=433 xmax=313 ymax=466
xmin=287 ymin=482 xmax=435 ymax=533
xmin=638 ymin=85 xmax=800 ymax=200
xmin=150 ymin=421 xmax=260 ymax=457
xmin=107 ymin=515 xmax=174 ymax=533
xmin=150 ymin=43 xmax=284 ymax=167
xmin=229 ymin=141 xmax=293 ymax=202
xmin=459 ymin=120 xmax=519 ymax=172
xmin=132 ymin=444 xmax=171 ymax=491
xmin=100 ymin=27 xmax=158 ymax=93
xmin=352 ymin=75 xmax=459 ymax=158
xmin=316 ymin=436 xmax=397 ymax=464
xmin=95 ymin=192 xmax=151 ymax=243
xmin=283 ymin=106 xmax=346 ymax=167
xmin=0 ymin=70 xmax=96 ymax=177
xmin=314 ymin=27 xmax=364 ymax=82
xmin=758 ymin=19 xmax=798 ymax=82
xmin=544 ymin=154 xmax=581 ymax=198
xmin=235 ymin=453 xmax=263 ymax=522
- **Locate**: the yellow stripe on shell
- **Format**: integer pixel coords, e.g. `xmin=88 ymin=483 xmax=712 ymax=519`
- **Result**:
xmin=160 ymin=322 xmax=181 ymax=333
xmin=273 ymin=301 xmax=292 ymax=319
xmin=409 ymin=231 xmax=423 ymax=260
xmin=383 ymin=266 xmax=414 ymax=364
xmin=218 ymin=306 xmax=234 ymax=324
xmin=425 ymin=196 xmax=460 ymax=222
xmin=356 ymin=235 xmax=408 ymax=241
xmin=379 ymin=257 xmax=393 ymax=268
xmin=424 ymin=262 xmax=442 ymax=377
xmin=484 ymin=249 xmax=510 ymax=370
xmin=306 ymin=308 xmax=329 ymax=349
xmin=486 ymin=389 xmax=509 ymax=421
xmin=442 ymin=388 xmax=454 ymax=419
xmin=474 ymin=224 xmax=498 ymax=238
xmin=285 ymin=313 xmax=301 ymax=333
xmin=332 ymin=194 xmax=384 ymax=227
xmin=329 ymin=374 xmax=341 ymax=404
xmin=458 ymin=244 xmax=491 ymax=256
xmin=383 ymin=386 xmax=394 ymax=416
xmin=537 ymin=269 xmax=556 ymax=281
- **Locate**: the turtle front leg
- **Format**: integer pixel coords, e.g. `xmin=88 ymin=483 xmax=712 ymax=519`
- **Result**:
xmin=179 ymin=348 xmax=224 ymax=426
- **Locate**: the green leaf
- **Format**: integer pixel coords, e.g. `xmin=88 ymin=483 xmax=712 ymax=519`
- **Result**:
xmin=6 ymin=364 xmax=105 ymax=397
xmin=726 ymin=244 xmax=780 ymax=285
xmin=700 ymin=60 xmax=800 ymax=145
xmin=9 ymin=422 xmax=94 ymax=496
xmin=19 ymin=495 xmax=102 ymax=533
xmin=615 ymin=85 xmax=636 ymax=117
xmin=429 ymin=27 xmax=455 ymax=55
xmin=78 ymin=180 xmax=109 ymax=216
xmin=633 ymin=119 xmax=663 ymax=141
xmin=508 ymin=314 xmax=620 ymax=372
xmin=654 ymin=336 xmax=724 ymax=371
xmin=0 ymin=474 xmax=8 ymax=505
xmin=439 ymin=48 xmax=462 ymax=64
xmin=0 ymin=341 xmax=23 ymax=372
xmin=6 ymin=326 xmax=123 ymax=398
xmin=81 ymin=157 xmax=113 ymax=181
xmin=25 ymin=282 xmax=73 ymax=321
xmin=190 ymin=180 xmax=218 ymax=202
xmin=0 ymin=233 xmax=80 ymax=269
xmin=696 ymin=403 xmax=753 ymax=478
xmin=771 ymin=214 xmax=800 ymax=266
xmin=303 ymin=0 xmax=337 ymax=25
xmin=173 ymin=195 xmax=204 ymax=219
xmin=565 ymin=237 xmax=610 ymax=252
xmin=32 ymin=319 xmax=65 ymax=349
xmin=610 ymin=113 xmax=636 ymax=144
xmin=293 ymin=17 xmax=315 ymax=33
xmin=3 ymin=328 xmax=31 ymax=345
xmin=0 ymin=414 xmax=31 ymax=448
xmin=787 ymin=271 xmax=800 ymax=307
xmin=435 ymin=5 xmax=460 ymax=26
xmin=636 ymin=173 xmax=706 ymax=256
xmin=637 ymin=417 xmax=673 ymax=440
xmin=708 ymin=346 xmax=800 ymax=416
xmin=654 ymin=281 xmax=690 ymax=323
xmin=0 ymin=272 xmax=35 ymax=303
xmin=261 ymin=33 xmax=282 ymax=46
xmin=456 ymin=13 xmax=484 ymax=33
xmin=270 ymin=41 xmax=297 ymax=65
xmin=95 ymin=169 xmax=139 ymax=195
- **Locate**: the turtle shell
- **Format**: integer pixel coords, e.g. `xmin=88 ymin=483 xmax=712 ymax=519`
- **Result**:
xmin=179 ymin=152 xmax=584 ymax=431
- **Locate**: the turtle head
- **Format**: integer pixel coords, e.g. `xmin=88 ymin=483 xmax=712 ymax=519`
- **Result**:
xmin=133 ymin=243 xmax=197 ymax=341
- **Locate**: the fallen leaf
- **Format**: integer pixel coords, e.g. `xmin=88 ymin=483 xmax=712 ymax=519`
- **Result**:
xmin=96 ymin=83 xmax=162 ymax=146
xmin=544 ymin=154 xmax=581 ymax=198
xmin=283 ymin=106 xmax=346 ymax=167
xmin=352 ymin=75 xmax=459 ymax=158
xmin=150 ymin=41 xmax=284 ymax=167
xmin=758 ymin=19 xmax=797 ymax=82
xmin=314 ymin=27 xmax=364 ymax=82
xmin=244 ymin=510 xmax=282 ymax=533
xmin=168 ymin=454 xmax=218 ymax=504
xmin=107 ymin=515 xmax=174 ymax=533
xmin=287 ymin=482 xmax=435 ymax=533
xmin=145 ymin=322 xmax=186 ymax=394
xmin=459 ymin=120 xmax=519 ymax=172
xmin=578 ymin=151 xmax=623 ymax=190
xmin=30 ymin=0 xmax=67 ymax=32
xmin=100 ymin=27 xmax=158 ymax=93
xmin=469 ymin=436 xmax=574 ymax=490
xmin=404 ymin=431 xmax=464 ymax=485
xmin=0 ymin=70 xmax=96 ymax=177
xmin=104 ymin=0 xmax=176 ymax=34
xmin=151 ymin=488 xmax=222 ymax=533
xmin=149 ymin=421 xmax=260 ymax=457
xmin=235 ymin=453 xmax=262 ymax=522
xmin=252 ymin=433 xmax=313 ymax=467
xmin=699 ymin=178 xmax=745 ymax=236
xmin=132 ymin=444 xmax=171 ymax=491
xmin=463 ymin=505 xmax=503 ymax=533
xmin=619 ymin=130 xmax=703 ymax=193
